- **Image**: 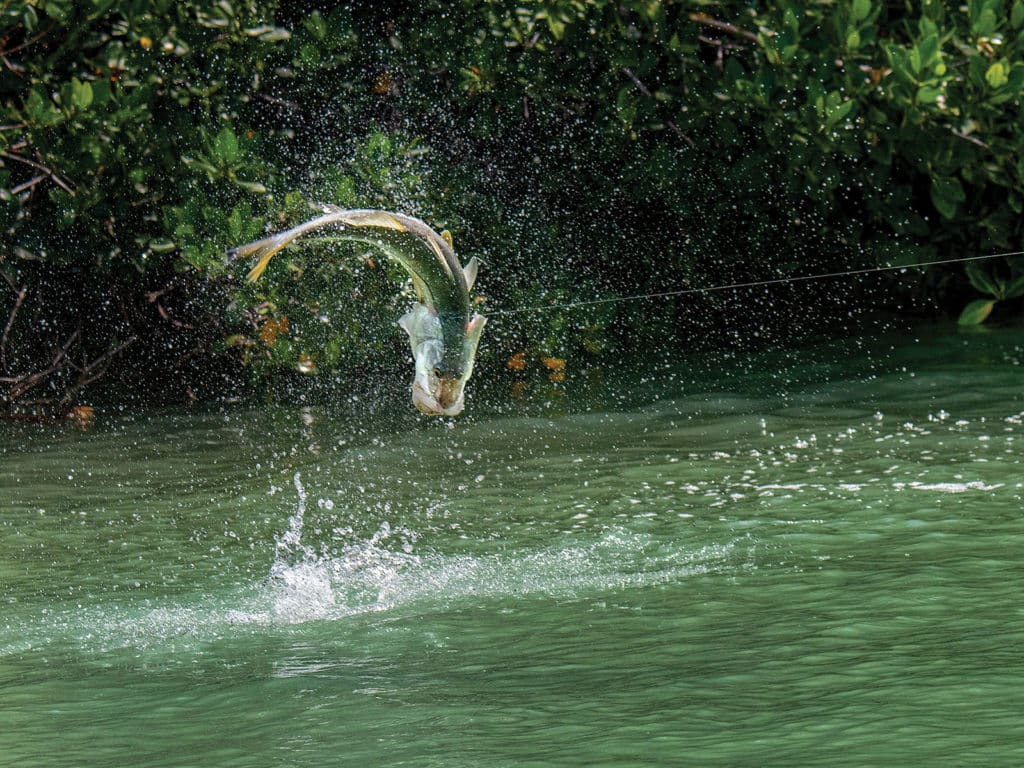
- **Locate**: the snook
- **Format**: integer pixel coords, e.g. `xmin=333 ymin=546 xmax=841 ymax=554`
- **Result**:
xmin=230 ymin=206 xmax=486 ymax=416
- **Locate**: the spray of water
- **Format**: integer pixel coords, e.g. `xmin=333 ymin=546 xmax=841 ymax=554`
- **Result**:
xmin=253 ymin=466 xmax=740 ymax=627
xmin=265 ymin=472 xmax=424 ymax=623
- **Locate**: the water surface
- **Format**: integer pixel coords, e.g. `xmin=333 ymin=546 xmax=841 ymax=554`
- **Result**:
xmin=2 ymin=325 xmax=1023 ymax=766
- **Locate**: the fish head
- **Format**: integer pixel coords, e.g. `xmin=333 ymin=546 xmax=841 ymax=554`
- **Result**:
xmin=399 ymin=305 xmax=487 ymax=416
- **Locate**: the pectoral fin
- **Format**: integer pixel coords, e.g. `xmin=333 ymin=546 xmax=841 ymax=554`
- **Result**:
xmin=463 ymin=256 xmax=480 ymax=291
xmin=398 ymin=310 xmax=414 ymax=337
xmin=398 ymin=303 xmax=441 ymax=344
xmin=466 ymin=312 xmax=487 ymax=344
xmin=461 ymin=312 xmax=487 ymax=380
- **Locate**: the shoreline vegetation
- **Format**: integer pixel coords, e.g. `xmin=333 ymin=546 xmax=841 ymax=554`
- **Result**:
xmin=2 ymin=1 xmax=1022 ymax=419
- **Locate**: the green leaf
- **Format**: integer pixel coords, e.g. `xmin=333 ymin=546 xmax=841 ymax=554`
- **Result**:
xmin=213 ymin=127 xmax=240 ymax=164
xmin=1007 ymin=66 xmax=1024 ymax=92
xmin=985 ymin=61 xmax=1009 ymax=88
xmin=22 ymin=4 xmax=38 ymax=31
xmin=930 ymin=176 xmax=965 ymax=219
xmin=616 ymin=87 xmax=637 ymax=125
xmin=235 ymin=180 xmax=268 ymax=194
xmin=71 ymin=78 xmax=93 ymax=110
xmin=917 ymin=85 xmax=942 ymax=103
xmin=968 ymin=55 xmax=988 ymax=87
xmin=39 ymin=0 xmax=70 ymax=22
xmin=544 ymin=13 xmax=566 ymax=39
xmin=1013 ymin=1 xmax=1024 ymax=28
xmin=227 ymin=206 xmax=244 ymax=241
xmin=833 ymin=99 xmax=854 ymax=122
xmin=918 ymin=16 xmax=939 ymax=38
xmin=825 ymin=95 xmax=854 ymax=126
xmin=972 ymin=8 xmax=997 ymax=37
xmin=852 ymin=0 xmax=872 ymax=22
xmin=1003 ymin=273 xmax=1024 ymax=299
xmin=958 ymin=299 xmax=995 ymax=325
xmin=917 ymin=34 xmax=938 ymax=66
xmin=909 ymin=46 xmax=922 ymax=75
xmin=90 ymin=79 xmax=111 ymax=106
xmin=305 ymin=11 xmax=327 ymax=40
xmin=26 ymin=88 xmax=62 ymax=126
xmin=846 ymin=30 xmax=861 ymax=49
xmin=966 ymin=261 xmax=1001 ymax=297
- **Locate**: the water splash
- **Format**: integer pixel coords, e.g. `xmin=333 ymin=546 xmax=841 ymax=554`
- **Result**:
xmin=262 ymin=507 xmax=732 ymax=627
xmin=267 ymin=526 xmax=422 ymax=624
xmin=265 ymin=472 xmax=338 ymax=621
xmin=1 ymin=472 xmax=738 ymax=658
xmin=263 ymin=472 xmax=424 ymax=623
xmin=273 ymin=472 xmax=314 ymax=563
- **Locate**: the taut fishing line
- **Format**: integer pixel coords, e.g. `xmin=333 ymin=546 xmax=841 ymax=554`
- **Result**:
xmin=487 ymin=249 xmax=1024 ymax=318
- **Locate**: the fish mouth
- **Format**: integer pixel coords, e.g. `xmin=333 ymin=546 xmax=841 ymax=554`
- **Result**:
xmin=411 ymin=376 xmax=465 ymax=416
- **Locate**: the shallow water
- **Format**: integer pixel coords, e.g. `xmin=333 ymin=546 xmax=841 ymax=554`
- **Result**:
xmin=3 ymin=325 xmax=1024 ymax=767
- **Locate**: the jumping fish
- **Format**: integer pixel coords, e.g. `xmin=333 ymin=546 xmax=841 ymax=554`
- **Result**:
xmin=230 ymin=206 xmax=486 ymax=416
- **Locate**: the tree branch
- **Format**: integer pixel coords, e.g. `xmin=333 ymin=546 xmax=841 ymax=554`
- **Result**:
xmin=10 ymin=174 xmax=44 ymax=195
xmin=688 ymin=12 xmax=759 ymax=43
xmin=951 ymin=129 xmax=988 ymax=149
xmin=59 ymin=336 xmax=137 ymax=406
xmin=0 ymin=22 xmax=57 ymax=57
xmin=1 ymin=282 xmax=27 ymax=373
xmin=621 ymin=68 xmax=697 ymax=149
xmin=0 ymin=151 xmax=75 ymax=195
xmin=7 ymin=329 xmax=79 ymax=402
xmin=621 ymin=67 xmax=653 ymax=98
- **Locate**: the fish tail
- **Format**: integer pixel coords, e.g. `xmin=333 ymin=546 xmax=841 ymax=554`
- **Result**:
xmin=246 ymin=243 xmax=284 ymax=282
xmin=228 ymin=211 xmax=351 ymax=282
xmin=226 ymin=232 xmax=295 ymax=282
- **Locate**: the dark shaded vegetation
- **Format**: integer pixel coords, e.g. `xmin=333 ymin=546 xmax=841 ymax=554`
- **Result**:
xmin=2 ymin=0 xmax=1022 ymax=416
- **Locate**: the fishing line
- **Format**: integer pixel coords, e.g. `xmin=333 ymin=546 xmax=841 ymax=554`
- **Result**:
xmin=486 ymin=249 xmax=1024 ymax=318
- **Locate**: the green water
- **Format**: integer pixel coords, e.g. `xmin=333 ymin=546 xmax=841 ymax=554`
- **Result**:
xmin=3 ymin=326 xmax=1024 ymax=767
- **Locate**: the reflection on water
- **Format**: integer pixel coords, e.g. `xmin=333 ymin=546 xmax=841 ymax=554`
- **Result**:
xmin=2 ymin=325 xmax=1024 ymax=766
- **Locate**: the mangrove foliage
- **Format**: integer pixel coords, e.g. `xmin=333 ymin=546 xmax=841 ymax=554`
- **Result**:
xmin=2 ymin=0 xmax=1022 ymax=415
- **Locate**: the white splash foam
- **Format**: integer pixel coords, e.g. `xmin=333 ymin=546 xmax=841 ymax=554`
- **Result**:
xmin=908 ymin=480 xmax=1004 ymax=493
xmin=3 ymin=477 xmax=739 ymax=657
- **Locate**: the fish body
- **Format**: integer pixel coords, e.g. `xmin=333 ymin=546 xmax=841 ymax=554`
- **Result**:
xmin=230 ymin=206 xmax=486 ymax=416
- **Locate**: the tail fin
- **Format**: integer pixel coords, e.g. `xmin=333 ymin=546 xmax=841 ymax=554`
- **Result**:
xmin=227 ymin=210 xmax=352 ymax=282
xmin=227 ymin=232 xmax=294 ymax=282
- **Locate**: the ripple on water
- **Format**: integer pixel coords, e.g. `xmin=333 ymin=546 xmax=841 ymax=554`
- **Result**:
xmin=3 ymin=330 xmax=1024 ymax=766
xmin=1 ymin=523 xmax=740 ymax=659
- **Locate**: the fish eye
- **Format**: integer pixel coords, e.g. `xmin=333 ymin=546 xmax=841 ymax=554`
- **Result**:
xmin=432 ymin=367 xmax=443 ymax=378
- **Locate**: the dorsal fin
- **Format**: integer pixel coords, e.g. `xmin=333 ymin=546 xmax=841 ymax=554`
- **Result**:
xmin=341 ymin=210 xmax=407 ymax=231
xmin=441 ymin=230 xmax=454 ymax=248
xmin=463 ymin=256 xmax=480 ymax=291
